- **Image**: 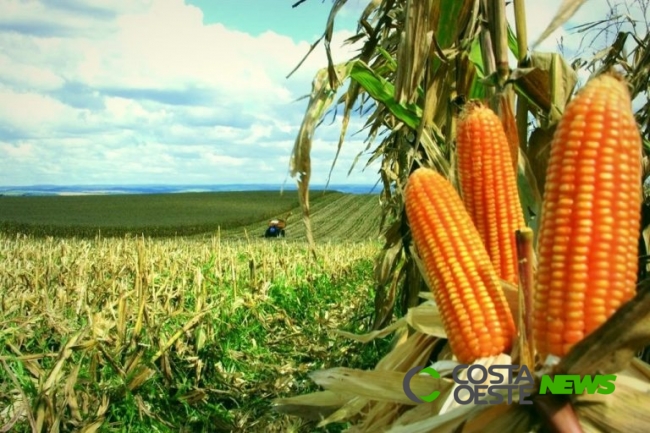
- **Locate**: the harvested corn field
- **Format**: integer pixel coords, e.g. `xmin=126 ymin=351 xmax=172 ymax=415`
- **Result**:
xmin=0 ymin=235 xmax=387 ymax=432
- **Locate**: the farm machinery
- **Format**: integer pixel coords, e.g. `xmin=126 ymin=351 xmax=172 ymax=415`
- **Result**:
xmin=264 ymin=218 xmax=286 ymax=238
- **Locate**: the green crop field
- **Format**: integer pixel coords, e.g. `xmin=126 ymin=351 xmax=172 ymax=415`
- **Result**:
xmin=221 ymin=192 xmax=383 ymax=242
xmin=0 ymin=190 xmax=382 ymax=240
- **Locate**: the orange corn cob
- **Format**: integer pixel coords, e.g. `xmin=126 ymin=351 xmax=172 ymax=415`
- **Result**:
xmin=456 ymin=102 xmax=525 ymax=286
xmin=405 ymin=168 xmax=516 ymax=363
xmin=533 ymin=73 xmax=642 ymax=358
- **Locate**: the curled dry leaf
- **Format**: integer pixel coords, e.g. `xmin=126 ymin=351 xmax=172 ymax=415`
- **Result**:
xmin=309 ymin=367 xmax=453 ymax=406
xmin=531 ymin=0 xmax=589 ymax=49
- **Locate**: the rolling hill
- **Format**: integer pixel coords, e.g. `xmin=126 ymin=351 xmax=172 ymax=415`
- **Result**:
xmin=222 ymin=192 xmax=384 ymax=242
xmin=0 ymin=190 xmax=384 ymax=242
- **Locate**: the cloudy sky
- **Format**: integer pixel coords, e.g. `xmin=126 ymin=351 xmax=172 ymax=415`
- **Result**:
xmin=0 ymin=0 xmax=645 ymax=187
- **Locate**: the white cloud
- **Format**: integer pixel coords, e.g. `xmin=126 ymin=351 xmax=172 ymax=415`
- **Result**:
xmin=0 ymin=0 xmax=372 ymax=186
xmin=201 ymin=153 xmax=247 ymax=167
xmin=0 ymin=0 xmax=644 ymax=187
xmin=0 ymin=89 xmax=74 ymax=132
xmin=0 ymin=141 xmax=34 ymax=159
xmin=0 ymin=53 xmax=64 ymax=91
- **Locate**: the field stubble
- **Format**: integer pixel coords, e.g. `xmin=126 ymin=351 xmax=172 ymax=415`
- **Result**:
xmin=0 ymin=234 xmax=386 ymax=432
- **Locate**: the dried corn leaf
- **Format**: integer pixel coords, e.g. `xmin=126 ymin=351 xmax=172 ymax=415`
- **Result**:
xmin=315 ymin=332 xmax=439 ymax=425
xmin=575 ymin=374 xmax=650 ymax=433
xmin=350 ymin=279 xmax=517 ymax=350
xmin=0 ymin=360 xmax=35 ymax=432
xmin=387 ymin=397 xmax=449 ymax=428
xmin=350 ymin=401 xmax=403 ymax=432
xmin=125 ymin=349 xmax=145 ymax=376
xmin=513 ymin=52 xmax=577 ymax=125
xmin=151 ymin=311 xmax=206 ymax=363
xmin=372 ymin=227 xmax=404 ymax=330
xmin=6 ymin=344 xmax=44 ymax=379
xmin=290 ymin=63 xmax=353 ymax=254
xmin=286 ymin=0 xmax=347 ymax=88
xmin=80 ymin=420 xmax=104 ymax=433
xmin=387 ymin=396 xmax=532 ymax=433
xmin=405 ymin=302 xmax=446 ymax=338
xmin=318 ymin=396 xmax=368 ymax=427
xmin=42 ymin=332 xmax=83 ymax=394
xmin=376 ymin=331 xmax=439 ymax=372
xmin=606 ymin=370 xmax=650 ymax=394
xmin=65 ymin=363 xmax=82 ymax=422
xmin=394 ymin=0 xmax=434 ymax=105
xmin=335 ymin=317 xmax=408 ymax=343
xmin=385 ymin=403 xmax=487 ymax=433
xmin=310 ymin=367 xmax=453 ymax=406
xmin=273 ymin=390 xmax=355 ymax=421
xmin=336 ymin=299 xmax=446 ymax=344
xmin=127 ymin=366 xmax=155 ymax=391
xmin=461 ymin=402 xmax=532 ymax=433
xmin=623 ymin=358 xmax=650 ymax=382
xmin=532 ymin=0 xmax=589 ymax=49
xmin=410 ymin=246 xmax=435 ymax=296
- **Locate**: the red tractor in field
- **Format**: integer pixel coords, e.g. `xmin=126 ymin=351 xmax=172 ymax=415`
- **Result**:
xmin=264 ymin=218 xmax=286 ymax=238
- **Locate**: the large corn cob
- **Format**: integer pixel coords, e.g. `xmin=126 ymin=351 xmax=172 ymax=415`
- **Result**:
xmin=533 ymin=73 xmax=642 ymax=358
xmin=456 ymin=102 xmax=525 ymax=286
xmin=405 ymin=168 xmax=516 ymax=363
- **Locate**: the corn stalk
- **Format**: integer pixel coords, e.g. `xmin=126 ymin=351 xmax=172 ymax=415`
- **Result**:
xmin=280 ymin=1 xmax=650 ymax=430
xmin=289 ymin=0 xmax=650 ymax=329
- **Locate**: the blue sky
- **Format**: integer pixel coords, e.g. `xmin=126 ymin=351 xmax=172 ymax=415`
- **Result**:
xmin=0 ymin=0 xmax=644 ymax=186
xmin=186 ymin=0 xmax=362 ymax=43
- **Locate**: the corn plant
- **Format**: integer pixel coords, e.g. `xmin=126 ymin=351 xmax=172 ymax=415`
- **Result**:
xmin=288 ymin=0 xmax=650 ymax=327
xmin=276 ymin=0 xmax=650 ymax=431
